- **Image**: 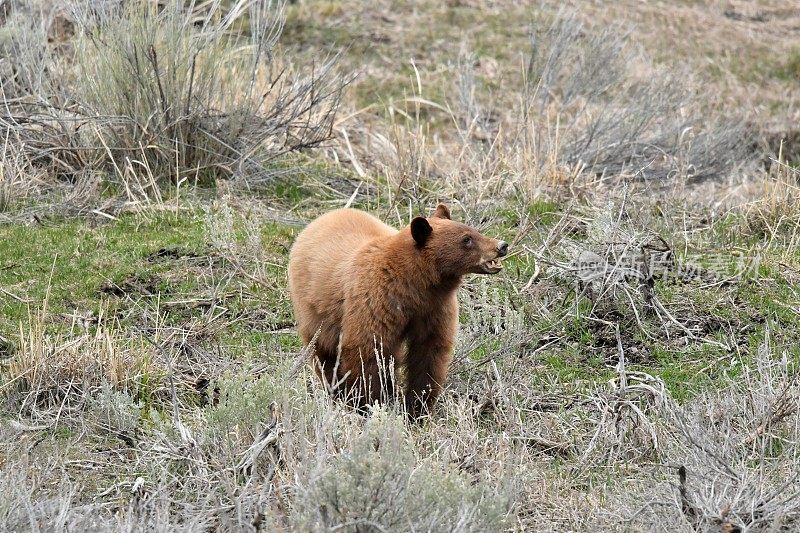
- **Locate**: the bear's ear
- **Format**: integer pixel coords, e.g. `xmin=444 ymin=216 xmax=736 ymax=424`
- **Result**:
xmin=432 ymin=203 xmax=451 ymax=220
xmin=411 ymin=217 xmax=432 ymax=246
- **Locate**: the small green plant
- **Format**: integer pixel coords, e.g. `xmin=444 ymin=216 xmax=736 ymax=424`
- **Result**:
xmin=294 ymin=411 xmax=508 ymax=531
xmin=206 ymin=372 xmax=289 ymax=436
xmin=91 ymin=381 xmax=142 ymax=438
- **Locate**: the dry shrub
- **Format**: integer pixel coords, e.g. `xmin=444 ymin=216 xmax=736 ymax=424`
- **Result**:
xmin=0 ymin=0 xmax=348 ymax=193
xmin=0 ymin=0 xmax=58 ymax=98
xmin=521 ymin=11 xmax=751 ymax=183
xmin=72 ymin=0 xmax=345 ymax=185
xmin=0 ymin=2 xmax=95 ymax=181
xmin=611 ymin=332 xmax=800 ymax=531
xmin=1 ymin=308 xmax=157 ymax=417
xmin=331 ymin=9 xmax=756 ymax=211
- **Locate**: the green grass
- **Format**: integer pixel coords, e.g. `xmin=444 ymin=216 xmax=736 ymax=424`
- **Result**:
xmin=527 ymin=200 xmax=560 ymax=226
xmin=773 ymin=47 xmax=800 ymax=82
xmin=542 ymin=347 xmax=614 ymax=385
xmin=271 ymin=180 xmax=311 ymax=205
xmin=0 ymin=209 xmax=298 ymax=354
xmin=0 ymin=213 xmax=204 ymax=334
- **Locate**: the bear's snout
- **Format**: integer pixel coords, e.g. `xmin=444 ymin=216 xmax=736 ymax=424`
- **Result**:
xmin=496 ymin=241 xmax=508 ymax=257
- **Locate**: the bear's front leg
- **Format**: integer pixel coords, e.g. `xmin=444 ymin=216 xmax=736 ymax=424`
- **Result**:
xmin=404 ymin=305 xmax=458 ymax=418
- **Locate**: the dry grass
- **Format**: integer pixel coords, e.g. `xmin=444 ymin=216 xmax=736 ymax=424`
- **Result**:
xmin=564 ymin=0 xmax=800 ymax=128
xmin=2 ymin=0 xmax=800 ymax=531
xmin=2 ymin=294 xmax=797 ymax=530
xmin=4 ymin=307 xmax=155 ymax=419
xmin=0 ymin=132 xmax=43 ymax=213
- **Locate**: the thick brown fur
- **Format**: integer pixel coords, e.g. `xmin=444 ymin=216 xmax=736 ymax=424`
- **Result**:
xmin=288 ymin=203 xmax=507 ymax=417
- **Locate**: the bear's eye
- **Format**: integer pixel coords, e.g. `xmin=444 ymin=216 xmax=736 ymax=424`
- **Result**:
xmin=462 ymin=235 xmax=472 ymax=246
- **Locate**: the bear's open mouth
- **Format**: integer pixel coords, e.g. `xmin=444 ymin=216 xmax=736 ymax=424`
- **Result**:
xmin=480 ymin=259 xmax=503 ymax=274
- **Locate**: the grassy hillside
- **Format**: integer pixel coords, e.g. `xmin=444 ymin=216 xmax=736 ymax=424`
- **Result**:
xmin=1 ymin=1 xmax=799 ymax=530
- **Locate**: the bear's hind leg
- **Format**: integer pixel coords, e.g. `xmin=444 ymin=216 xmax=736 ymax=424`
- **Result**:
xmin=312 ymin=346 xmax=341 ymax=394
xmin=300 ymin=322 xmax=346 ymax=397
xmin=338 ymin=334 xmax=399 ymax=411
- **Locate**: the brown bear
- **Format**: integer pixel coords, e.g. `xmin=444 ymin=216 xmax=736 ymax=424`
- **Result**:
xmin=287 ymin=203 xmax=508 ymax=417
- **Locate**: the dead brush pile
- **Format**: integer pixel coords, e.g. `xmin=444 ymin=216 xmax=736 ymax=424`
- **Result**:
xmin=516 ymin=188 xmax=776 ymax=369
xmin=611 ymin=332 xmax=800 ymax=531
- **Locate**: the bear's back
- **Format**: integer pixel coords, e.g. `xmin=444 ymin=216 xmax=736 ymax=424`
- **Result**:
xmin=290 ymin=208 xmax=396 ymax=270
xmin=288 ymin=209 xmax=398 ymax=345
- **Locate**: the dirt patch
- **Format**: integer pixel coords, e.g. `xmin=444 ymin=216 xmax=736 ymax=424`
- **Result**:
xmin=99 ymin=275 xmax=164 ymax=298
xmin=146 ymin=247 xmax=203 ymax=262
xmin=0 ymin=336 xmax=15 ymax=358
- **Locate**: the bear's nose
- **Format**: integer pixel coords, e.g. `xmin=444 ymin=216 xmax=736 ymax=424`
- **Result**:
xmin=496 ymin=241 xmax=508 ymax=256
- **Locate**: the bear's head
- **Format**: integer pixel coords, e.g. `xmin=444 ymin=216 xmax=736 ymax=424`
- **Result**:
xmin=410 ymin=203 xmax=509 ymax=277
